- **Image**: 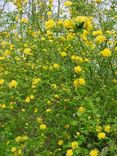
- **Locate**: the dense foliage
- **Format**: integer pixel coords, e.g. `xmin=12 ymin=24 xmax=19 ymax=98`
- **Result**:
xmin=0 ymin=0 xmax=117 ymax=155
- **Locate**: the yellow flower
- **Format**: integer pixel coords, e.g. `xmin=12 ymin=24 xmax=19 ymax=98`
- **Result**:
xmin=92 ymin=30 xmax=103 ymax=36
xmin=75 ymin=56 xmax=83 ymax=62
xmin=78 ymin=106 xmax=86 ymax=113
xmin=46 ymin=109 xmax=51 ymax=112
xmin=115 ymin=71 xmax=117 ymax=75
xmin=115 ymin=46 xmax=117 ymax=51
xmin=76 ymin=132 xmax=80 ymax=136
xmin=84 ymin=18 xmax=93 ymax=31
xmin=74 ymin=66 xmax=82 ymax=73
xmin=66 ymin=149 xmax=73 ymax=156
xmin=73 ymin=78 xmax=85 ymax=88
xmin=15 ymin=136 xmax=22 ymax=142
xmin=47 ymin=11 xmax=52 ymax=16
xmin=60 ymin=51 xmax=67 ymax=57
xmin=63 ymin=19 xmax=74 ymax=29
xmin=100 ymin=48 xmax=111 ymax=57
xmin=23 ymin=48 xmax=32 ymax=55
xmin=58 ymin=140 xmax=64 ymax=146
xmin=71 ymin=141 xmax=78 ymax=149
xmin=0 ymin=56 xmax=5 ymax=60
xmin=21 ymin=18 xmax=28 ymax=24
xmin=0 ymin=104 xmax=6 ymax=108
xmin=96 ymin=126 xmax=102 ymax=132
xmin=104 ymin=125 xmax=111 ymax=133
xmin=45 ymin=19 xmax=55 ymax=29
xmin=25 ymin=96 xmax=30 ymax=103
xmin=32 ymin=78 xmax=41 ymax=85
xmin=96 ymin=35 xmax=106 ymax=43
xmin=15 ymin=135 xmax=28 ymax=142
xmin=75 ymin=16 xmax=87 ymax=23
xmin=40 ymin=124 xmax=47 ymax=130
xmin=17 ymin=149 xmax=22 ymax=155
xmin=34 ymin=107 xmax=38 ymax=113
xmin=97 ymin=132 xmax=106 ymax=139
xmin=64 ymin=1 xmax=73 ymax=7
xmin=96 ymin=0 xmax=102 ymax=3
xmin=90 ymin=149 xmax=99 ymax=156
xmin=53 ymin=63 xmax=60 ymax=69
xmin=22 ymin=108 xmax=25 ymax=112
xmin=21 ymin=135 xmax=28 ymax=141
xmin=0 ymin=79 xmax=4 ymax=85
xmin=37 ymin=117 xmax=43 ymax=124
xmin=51 ymin=84 xmax=57 ymax=89
xmin=47 ymin=100 xmax=52 ymax=105
xmin=11 ymin=147 xmax=17 ymax=153
xmin=30 ymin=95 xmax=35 ymax=100
xmin=4 ymin=50 xmax=11 ymax=57
xmin=57 ymin=19 xmax=63 ymax=26
xmin=9 ymin=80 xmax=18 ymax=88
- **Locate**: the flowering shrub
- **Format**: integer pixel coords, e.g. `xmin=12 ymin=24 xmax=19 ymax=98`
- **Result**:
xmin=0 ymin=0 xmax=117 ymax=156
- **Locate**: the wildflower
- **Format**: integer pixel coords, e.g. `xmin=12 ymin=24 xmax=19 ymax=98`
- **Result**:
xmin=96 ymin=126 xmax=102 ymax=132
xmin=34 ymin=107 xmax=38 ymax=113
xmin=15 ymin=136 xmax=22 ymax=142
xmin=76 ymin=132 xmax=80 ymax=136
xmin=47 ymin=100 xmax=52 ymax=105
xmin=53 ymin=63 xmax=60 ymax=69
xmin=74 ymin=66 xmax=82 ymax=73
xmin=100 ymin=48 xmax=111 ymax=57
xmin=15 ymin=135 xmax=28 ymax=142
xmin=30 ymin=95 xmax=35 ymax=100
xmin=63 ymin=19 xmax=74 ymax=29
xmin=90 ymin=149 xmax=99 ymax=156
xmin=11 ymin=147 xmax=17 ymax=153
xmin=21 ymin=135 xmax=28 ymax=141
xmin=37 ymin=117 xmax=43 ymax=124
xmin=22 ymin=108 xmax=25 ymax=112
xmin=47 ymin=11 xmax=52 ymax=16
xmin=60 ymin=51 xmax=67 ymax=57
xmin=96 ymin=0 xmax=102 ymax=3
xmin=4 ymin=50 xmax=11 ymax=57
xmin=46 ymin=109 xmax=51 ymax=112
xmin=17 ymin=149 xmax=22 ymax=155
xmin=0 ymin=79 xmax=4 ymax=85
xmin=23 ymin=48 xmax=32 ymax=55
xmin=9 ymin=80 xmax=18 ymax=88
xmin=78 ymin=106 xmax=86 ymax=113
xmin=66 ymin=149 xmax=73 ymax=156
xmin=57 ymin=19 xmax=63 ymax=26
xmin=75 ymin=16 xmax=87 ymax=23
xmin=40 ymin=124 xmax=47 ymax=130
xmin=104 ymin=125 xmax=111 ymax=133
xmin=32 ymin=78 xmax=41 ymax=85
xmin=92 ymin=30 xmax=103 ymax=36
xmin=75 ymin=56 xmax=83 ymax=62
xmin=58 ymin=140 xmax=64 ymax=146
xmin=25 ymin=96 xmax=30 ymax=103
xmin=45 ymin=19 xmax=55 ymax=29
xmin=71 ymin=141 xmax=78 ymax=149
xmin=96 ymin=35 xmax=106 ymax=43
xmin=98 ymin=132 xmax=106 ymax=139
xmin=115 ymin=46 xmax=117 ymax=51
xmin=0 ymin=104 xmax=6 ymax=108
xmin=51 ymin=84 xmax=57 ymax=89
xmin=64 ymin=1 xmax=73 ymax=7
xmin=84 ymin=18 xmax=93 ymax=31
xmin=74 ymin=78 xmax=85 ymax=88
xmin=21 ymin=18 xmax=28 ymax=24
xmin=0 ymin=56 xmax=5 ymax=60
